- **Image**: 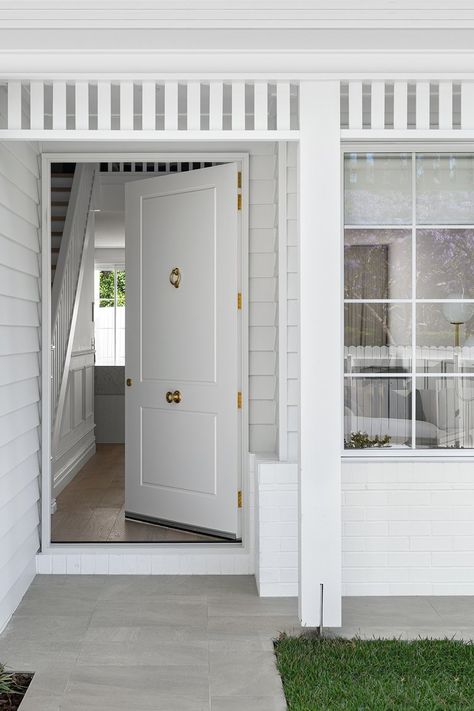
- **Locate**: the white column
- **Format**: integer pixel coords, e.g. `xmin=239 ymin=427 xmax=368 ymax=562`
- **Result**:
xmin=298 ymin=81 xmax=342 ymax=628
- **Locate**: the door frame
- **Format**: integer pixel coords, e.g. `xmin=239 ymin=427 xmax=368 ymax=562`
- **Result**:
xmin=40 ymin=151 xmax=250 ymax=555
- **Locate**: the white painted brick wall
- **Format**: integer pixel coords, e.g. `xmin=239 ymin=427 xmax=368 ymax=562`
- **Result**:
xmin=342 ymin=460 xmax=474 ymax=595
xmin=255 ymin=459 xmax=298 ymax=596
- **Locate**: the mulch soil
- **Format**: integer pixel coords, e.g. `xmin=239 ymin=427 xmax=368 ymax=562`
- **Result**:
xmin=0 ymin=674 xmax=33 ymax=711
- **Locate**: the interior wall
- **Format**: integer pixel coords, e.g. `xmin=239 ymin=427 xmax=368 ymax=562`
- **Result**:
xmin=0 ymin=140 xmax=41 ymax=631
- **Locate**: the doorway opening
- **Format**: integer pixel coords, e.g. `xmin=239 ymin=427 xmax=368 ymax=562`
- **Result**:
xmin=48 ymin=155 xmax=247 ymax=545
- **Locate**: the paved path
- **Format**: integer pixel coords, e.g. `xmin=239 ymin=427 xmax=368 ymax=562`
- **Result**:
xmin=326 ymin=595 xmax=474 ymax=640
xmin=0 ymin=575 xmax=298 ymax=710
xmin=3 ymin=576 xmax=473 ymax=710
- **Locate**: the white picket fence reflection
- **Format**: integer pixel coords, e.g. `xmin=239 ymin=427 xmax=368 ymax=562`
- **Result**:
xmin=344 ymin=346 xmax=474 ymax=449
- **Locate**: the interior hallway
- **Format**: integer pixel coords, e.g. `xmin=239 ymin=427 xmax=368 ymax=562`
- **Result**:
xmin=51 ymin=444 xmax=224 ymax=543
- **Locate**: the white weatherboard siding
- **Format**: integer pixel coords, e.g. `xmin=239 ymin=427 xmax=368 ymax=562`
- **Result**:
xmin=286 ymin=142 xmax=298 ymax=463
xmin=0 ymin=141 xmax=41 ymax=632
xmin=342 ymin=460 xmax=474 ymax=596
xmin=249 ymin=143 xmax=278 ymax=455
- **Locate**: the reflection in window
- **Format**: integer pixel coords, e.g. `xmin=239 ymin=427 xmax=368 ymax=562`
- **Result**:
xmin=415 ymin=378 xmax=474 ymax=449
xmin=344 ymin=153 xmax=474 ymax=450
xmin=344 ymin=378 xmax=412 ymax=449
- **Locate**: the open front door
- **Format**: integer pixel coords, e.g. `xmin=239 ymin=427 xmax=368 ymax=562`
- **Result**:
xmin=125 ymin=164 xmax=240 ymax=539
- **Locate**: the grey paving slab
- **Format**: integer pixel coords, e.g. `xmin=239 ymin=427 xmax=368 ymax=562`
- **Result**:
xmin=342 ymin=596 xmax=443 ymax=628
xmin=209 ymin=649 xmax=284 ymax=697
xmin=211 ymin=696 xmax=287 ymax=711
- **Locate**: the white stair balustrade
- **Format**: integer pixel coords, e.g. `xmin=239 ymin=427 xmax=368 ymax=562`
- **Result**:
xmin=51 ymin=164 xmax=97 ymax=463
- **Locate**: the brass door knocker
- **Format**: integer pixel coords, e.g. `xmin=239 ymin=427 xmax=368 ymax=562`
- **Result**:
xmin=169 ymin=267 xmax=181 ymax=289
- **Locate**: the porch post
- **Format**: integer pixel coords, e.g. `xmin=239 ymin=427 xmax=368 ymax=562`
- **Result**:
xmin=298 ymin=81 xmax=342 ymax=627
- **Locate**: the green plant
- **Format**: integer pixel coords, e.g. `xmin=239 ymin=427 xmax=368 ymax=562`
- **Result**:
xmin=345 ymin=431 xmax=391 ymax=449
xmin=0 ymin=664 xmax=25 ymax=697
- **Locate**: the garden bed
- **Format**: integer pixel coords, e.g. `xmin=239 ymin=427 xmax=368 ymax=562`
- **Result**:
xmin=275 ymin=635 xmax=474 ymax=710
xmin=0 ymin=667 xmax=33 ymax=711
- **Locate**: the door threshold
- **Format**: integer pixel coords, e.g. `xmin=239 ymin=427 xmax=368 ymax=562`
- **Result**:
xmin=125 ymin=511 xmax=240 ymax=542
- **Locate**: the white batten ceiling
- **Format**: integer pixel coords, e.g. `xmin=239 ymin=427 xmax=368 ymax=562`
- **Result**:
xmin=0 ymin=81 xmax=299 ymax=137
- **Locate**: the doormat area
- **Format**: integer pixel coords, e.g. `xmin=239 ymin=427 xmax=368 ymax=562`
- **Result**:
xmin=274 ymin=635 xmax=474 ymax=710
xmin=0 ymin=666 xmax=34 ymax=711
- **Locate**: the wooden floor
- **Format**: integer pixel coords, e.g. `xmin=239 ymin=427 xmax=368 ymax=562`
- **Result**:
xmin=51 ymin=444 xmax=224 ymax=543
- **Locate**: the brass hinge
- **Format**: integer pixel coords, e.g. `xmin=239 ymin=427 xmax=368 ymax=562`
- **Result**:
xmin=237 ymin=391 xmax=242 ymax=409
xmin=237 ymin=193 xmax=242 ymax=211
xmin=237 ymin=292 xmax=242 ymax=310
xmin=237 ymin=171 xmax=242 ymax=189
xmin=237 ymin=490 xmax=242 ymax=509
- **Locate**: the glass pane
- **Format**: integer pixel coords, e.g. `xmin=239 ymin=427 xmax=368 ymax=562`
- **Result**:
xmin=99 ymin=270 xmax=115 ymax=303
xmin=415 ymin=377 xmax=474 ymax=449
xmin=416 ymin=229 xmax=474 ymax=299
xmin=416 ymin=155 xmax=474 ymax=225
xmin=416 ymin=303 xmax=474 ymax=372
xmin=344 ymin=377 xmax=412 ymax=449
xmin=345 ymin=229 xmax=411 ymax=299
xmin=99 ymin=299 xmax=114 ymax=308
xmin=344 ymin=153 xmax=412 ymax=225
xmin=344 ymin=304 xmax=412 ymax=373
xmin=116 ymin=270 xmax=126 ymax=307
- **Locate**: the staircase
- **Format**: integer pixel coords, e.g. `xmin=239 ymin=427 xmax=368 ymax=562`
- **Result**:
xmin=51 ymin=163 xmax=97 ymax=460
xmin=51 ymin=164 xmax=76 ymax=286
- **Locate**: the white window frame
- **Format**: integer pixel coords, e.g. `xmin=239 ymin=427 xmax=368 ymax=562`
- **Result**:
xmin=94 ymin=263 xmax=126 ymax=367
xmin=342 ymin=142 xmax=474 ymax=460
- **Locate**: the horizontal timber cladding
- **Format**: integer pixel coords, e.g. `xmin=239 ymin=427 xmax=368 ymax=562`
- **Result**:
xmin=0 ymin=81 xmax=299 ymax=135
xmin=0 ymin=141 xmax=41 ymax=632
xmin=341 ymin=80 xmax=474 ymax=132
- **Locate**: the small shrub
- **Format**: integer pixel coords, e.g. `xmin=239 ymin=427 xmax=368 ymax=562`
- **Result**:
xmin=345 ymin=431 xmax=391 ymax=449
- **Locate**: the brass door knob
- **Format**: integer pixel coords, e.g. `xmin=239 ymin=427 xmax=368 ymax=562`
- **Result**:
xmin=169 ymin=267 xmax=181 ymax=289
xmin=166 ymin=390 xmax=182 ymax=404
xmin=126 ymin=378 xmax=132 ymax=387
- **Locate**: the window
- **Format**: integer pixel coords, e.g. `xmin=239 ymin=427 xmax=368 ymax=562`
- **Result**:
xmin=94 ymin=266 xmax=125 ymax=365
xmin=344 ymin=153 xmax=474 ymax=450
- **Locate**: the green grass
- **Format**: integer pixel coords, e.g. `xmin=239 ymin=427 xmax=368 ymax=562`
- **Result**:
xmin=274 ymin=635 xmax=474 ymax=710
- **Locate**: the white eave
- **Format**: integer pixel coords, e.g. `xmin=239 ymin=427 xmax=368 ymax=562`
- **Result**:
xmin=2 ymin=1 xmax=474 ymax=30
xmin=1 ymin=1 xmax=474 ymax=76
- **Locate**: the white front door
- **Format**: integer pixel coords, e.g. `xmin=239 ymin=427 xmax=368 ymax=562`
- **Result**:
xmin=125 ymin=164 xmax=240 ymax=539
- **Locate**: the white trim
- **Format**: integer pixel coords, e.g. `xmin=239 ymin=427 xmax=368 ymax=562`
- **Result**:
xmin=0 ymin=130 xmax=298 ymax=142
xmin=40 ymin=150 xmax=251 ymax=564
xmin=299 ymin=81 xmax=341 ymax=627
xmin=277 ymin=141 xmax=288 ymax=461
xmin=40 ymin=153 xmax=52 ymax=554
xmin=343 ymin=131 xmax=474 ymax=142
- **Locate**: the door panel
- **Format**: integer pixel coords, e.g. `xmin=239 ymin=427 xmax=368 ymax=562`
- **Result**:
xmin=141 ymin=187 xmax=216 ymax=384
xmin=141 ymin=408 xmax=217 ymax=495
xmin=125 ymin=164 xmax=240 ymax=539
